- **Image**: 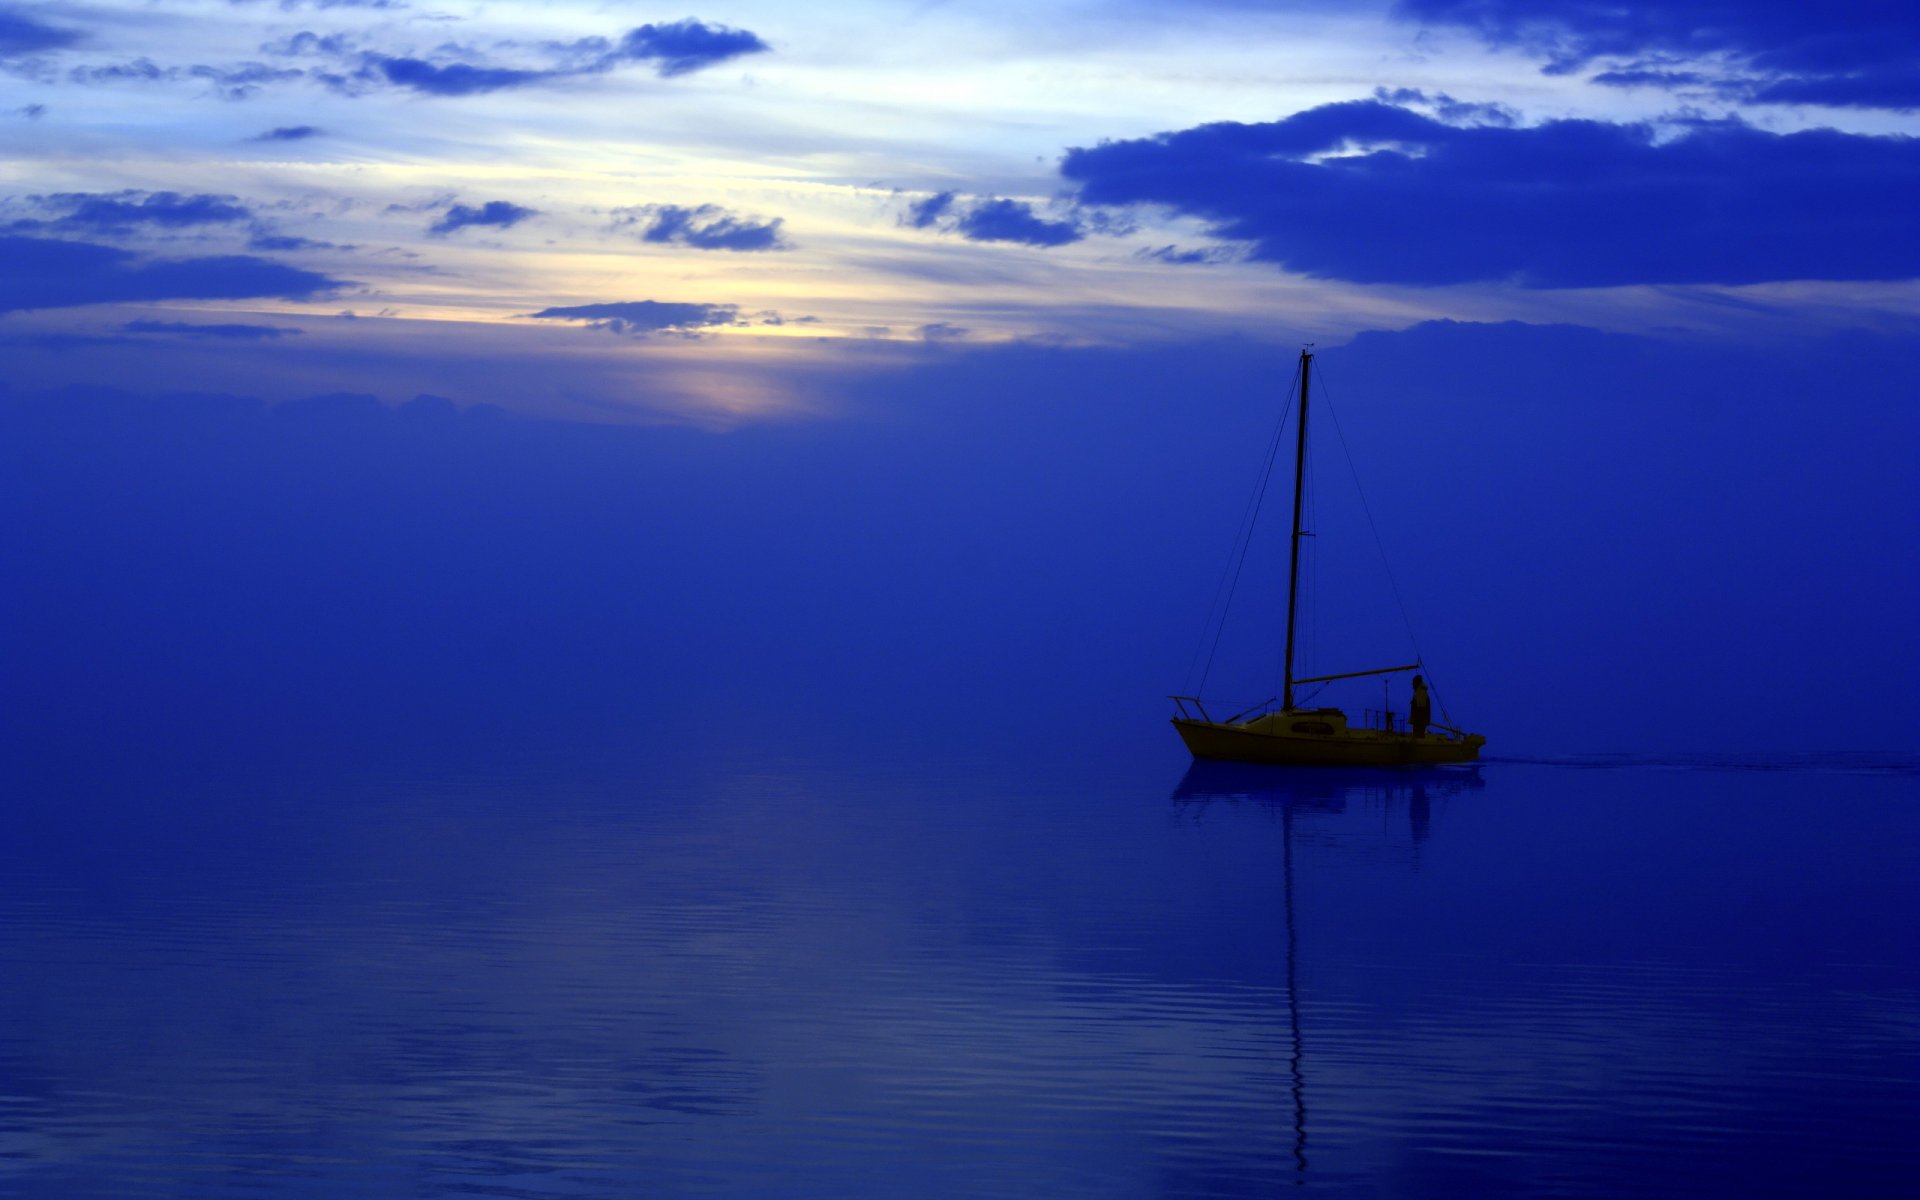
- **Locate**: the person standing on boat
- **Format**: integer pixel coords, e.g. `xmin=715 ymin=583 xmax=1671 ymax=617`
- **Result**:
xmin=1410 ymin=675 xmax=1431 ymax=737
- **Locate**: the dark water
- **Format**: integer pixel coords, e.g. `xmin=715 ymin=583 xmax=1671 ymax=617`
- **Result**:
xmin=3 ymin=739 xmax=1915 ymax=1198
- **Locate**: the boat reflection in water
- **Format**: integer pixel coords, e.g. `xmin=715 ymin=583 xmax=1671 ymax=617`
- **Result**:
xmin=1168 ymin=760 xmax=1483 ymax=1184
xmin=1172 ymin=760 xmax=1484 ymax=845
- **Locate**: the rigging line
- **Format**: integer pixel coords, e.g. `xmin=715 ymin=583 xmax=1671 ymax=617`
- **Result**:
xmin=1191 ymin=369 xmax=1301 ymax=697
xmin=1313 ymin=364 xmax=1458 ymax=725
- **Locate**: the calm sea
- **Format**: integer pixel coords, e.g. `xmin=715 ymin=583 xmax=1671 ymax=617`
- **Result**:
xmin=3 ymin=736 xmax=1915 ymax=1198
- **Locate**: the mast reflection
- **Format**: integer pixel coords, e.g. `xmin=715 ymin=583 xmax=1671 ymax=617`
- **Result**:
xmin=1169 ymin=763 xmax=1483 ymax=1184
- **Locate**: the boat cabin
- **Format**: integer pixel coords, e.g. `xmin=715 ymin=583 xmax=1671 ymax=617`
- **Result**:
xmin=1240 ymin=708 xmax=1347 ymax=736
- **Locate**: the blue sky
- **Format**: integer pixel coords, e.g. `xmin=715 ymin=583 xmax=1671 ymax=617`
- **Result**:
xmin=2 ymin=0 xmax=1916 ymax=755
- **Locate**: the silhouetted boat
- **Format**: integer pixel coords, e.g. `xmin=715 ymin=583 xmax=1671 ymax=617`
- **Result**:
xmin=1172 ymin=348 xmax=1485 ymax=766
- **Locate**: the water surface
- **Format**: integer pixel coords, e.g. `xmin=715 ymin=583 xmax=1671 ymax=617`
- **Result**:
xmin=3 ymin=741 xmax=1915 ymax=1197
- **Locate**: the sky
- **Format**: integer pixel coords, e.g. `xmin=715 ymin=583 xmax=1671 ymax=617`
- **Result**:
xmin=2 ymin=0 xmax=1917 ymax=758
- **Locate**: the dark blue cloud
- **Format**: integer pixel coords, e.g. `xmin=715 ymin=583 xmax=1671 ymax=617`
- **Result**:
xmin=374 ymin=55 xmax=547 ymax=96
xmin=15 ymin=190 xmax=254 ymax=233
xmin=903 ymin=192 xmax=1084 ymax=248
xmin=0 ymin=7 xmax=80 ymax=56
xmin=428 ymin=200 xmax=537 ymax=236
xmin=1061 ymin=100 xmax=1920 ymax=286
xmin=528 ymin=300 xmax=740 ymax=335
xmin=618 ymin=204 xmax=788 ymax=251
xmin=0 ymin=234 xmax=345 ymax=312
xmin=1398 ymin=0 xmax=1920 ymax=110
xmin=903 ymin=191 xmax=957 ymax=229
xmin=608 ymin=20 xmax=769 ymax=77
xmin=252 ymin=124 xmax=323 ymax=141
xmin=122 ymin=320 xmax=302 ymax=339
xmin=953 ymin=198 xmax=1083 ymax=247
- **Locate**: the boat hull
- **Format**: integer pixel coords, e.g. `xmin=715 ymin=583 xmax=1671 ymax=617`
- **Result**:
xmin=1173 ymin=718 xmax=1484 ymax=766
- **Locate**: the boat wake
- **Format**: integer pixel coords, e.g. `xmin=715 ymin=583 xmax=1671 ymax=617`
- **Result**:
xmin=1484 ymin=751 xmax=1919 ymax=775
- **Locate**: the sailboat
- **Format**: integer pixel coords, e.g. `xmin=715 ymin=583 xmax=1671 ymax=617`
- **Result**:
xmin=1171 ymin=348 xmax=1485 ymax=766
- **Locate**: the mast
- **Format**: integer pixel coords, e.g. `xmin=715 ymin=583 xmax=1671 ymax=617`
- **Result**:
xmin=1282 ymin=348 xmax=1310 ymax=712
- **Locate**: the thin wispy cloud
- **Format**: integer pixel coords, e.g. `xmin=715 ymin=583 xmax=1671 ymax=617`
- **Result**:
xmin=252 ymin=125 xmax=323 ymax=141
xmin=122 ymin=320 xmax=303 ymax=339
xmin=249 ymin=232 xmax=336 ymax=251
xmin=200 ymin=18 xmax=771 ymax=99
xmin=67 ymin=59 xmax=303 ymax=99
xmin=260 ymin=31 xmax=357 ymax=59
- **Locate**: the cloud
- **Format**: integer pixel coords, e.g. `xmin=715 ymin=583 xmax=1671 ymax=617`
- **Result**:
xmin=14 ymin=190 xmax=254 ymax=233
xmin=0 ymin=234 xmax=346 ymax=312
xmin=953 ymin=198 xmax=1083 ymax=247
xmin=67 ymin=58 xmax=166 ymax=84
xmin=122 ymin=320 xmax=302 ymax=339
xmin=1397 ymin=0 xmax=1920 ymax=110
xmin=428 ymin=200 xmax=537 ymax=236
xmin=261 ymin=31 xmax=357 ymax=58
xmin=602 ymin=20 xmax=768 ymax=77
xmin=528 ymin=300 xmax=741 ymax=335
xmin=0 ymin=7 xmax=81 ymax=57
xmin=1060 ymin=100 xmax=1920 ymax=287
xmin=902 ymin=191 xmax=1084 ymax=248
xmin=1371 ymin=86 xmax=1518 ymax=126
xmin=1589 ymin=68 xmax=1711 ymax=91
xmin=1137 ymin=245 xmax=1229 ymax=265
xmin=189 ymin=62 xmax=305 ymax=98
xmin=369 ymin=21 xmax=768 ymax=94
xmin=371 ymin=55 xmax=548 ymax=96
xmin=66 ymin=58 xmax=302 ymax=98
xmin=252 ymin=124 xmax=323 ymax=141
xmin=62 ymin=18 xmax=770 ymax=102
xmin=615 ymin=204 xmax=788 ymax=251
xmin=904 ymin=191 xmax=957 ymax=229
xmin=248 ymin=232 xmax=335 ymax=251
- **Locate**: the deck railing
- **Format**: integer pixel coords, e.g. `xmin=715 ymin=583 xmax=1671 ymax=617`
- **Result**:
xmin=1364 ymin=708 xmax=1400 ymax=732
